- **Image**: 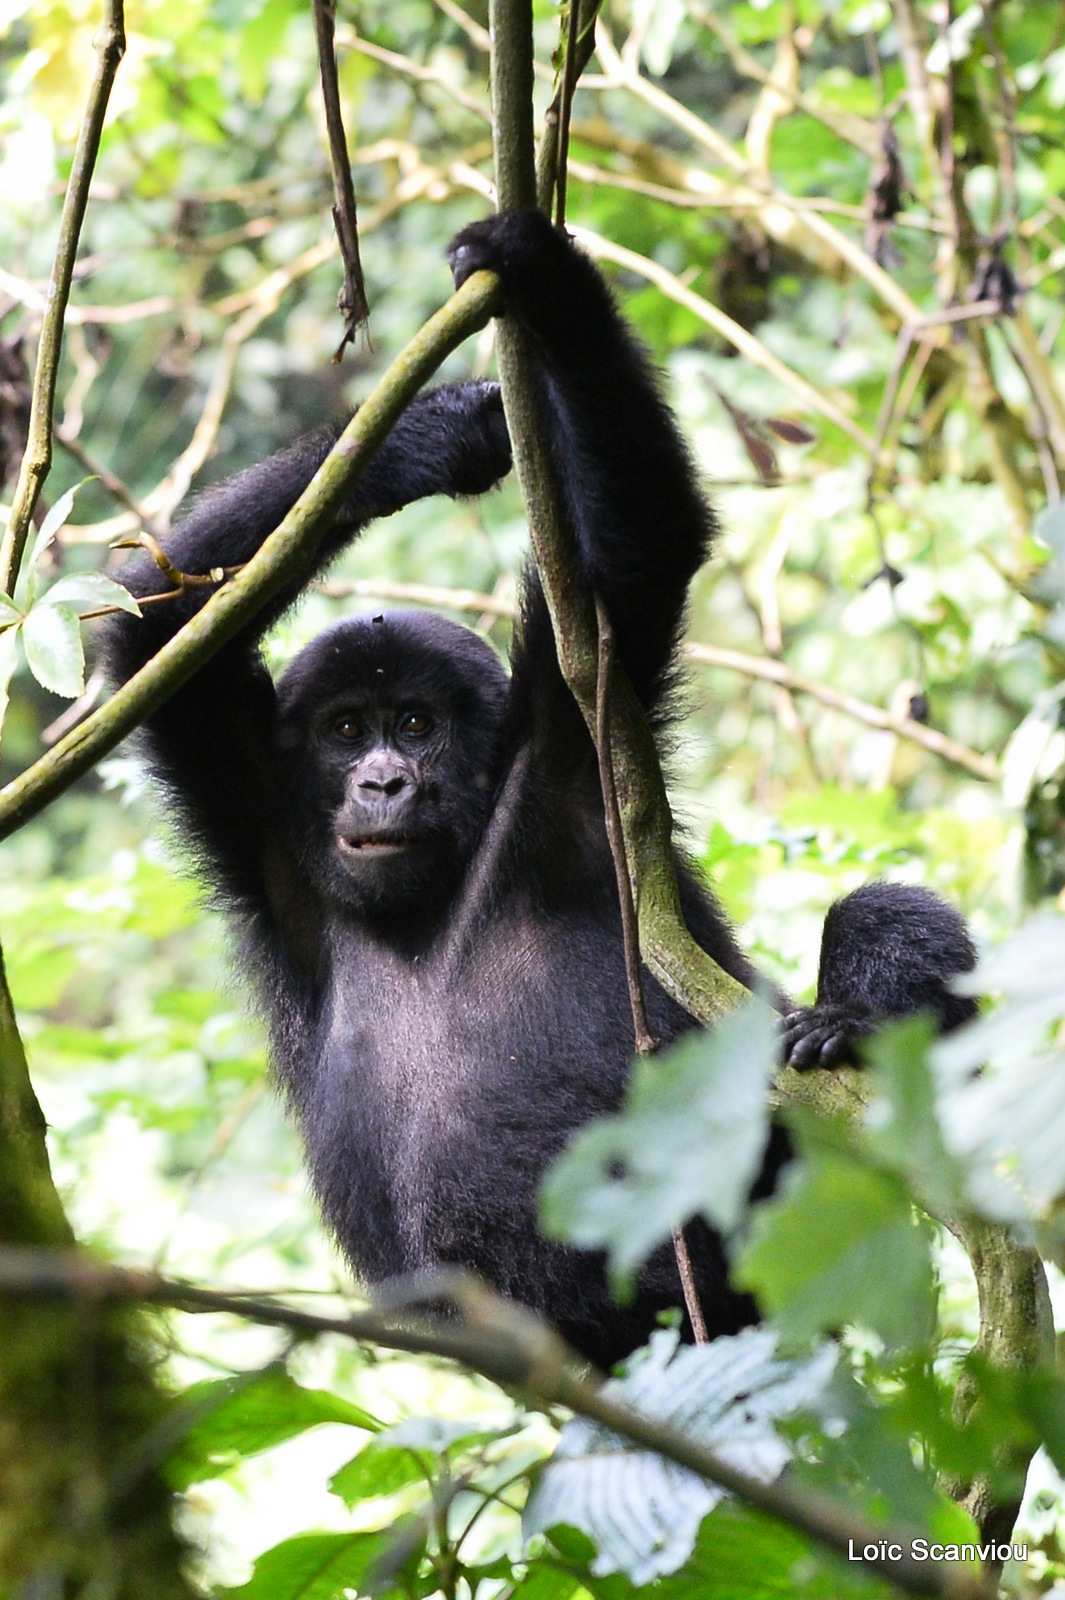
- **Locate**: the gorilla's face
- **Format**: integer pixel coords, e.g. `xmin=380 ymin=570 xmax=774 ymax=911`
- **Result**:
xmin=275 ymin=612 xmax=508 ymax=919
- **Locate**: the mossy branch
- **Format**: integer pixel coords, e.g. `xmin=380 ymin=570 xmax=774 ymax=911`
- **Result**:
xmin=0 ymin=945 xmax=71 ymax=1250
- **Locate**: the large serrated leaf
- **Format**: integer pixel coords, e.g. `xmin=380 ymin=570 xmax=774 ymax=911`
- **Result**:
xmin=221 ymin=1531 xmax=390 ymax=1600
xmin=165 ymin=1365 xmax=381 ymax=1489
xmin=524 ymin=1328 xmax=835 ymax=1585
xmin=736 ymin=1143 xmax=935 ymax=1350
xmin=21 ymin=600 xmax=85 ymax=696
xmin=540 ymin=998 xmax=777 ymax=1289
xmin=44 ymin=570 xmax=141 ymax=616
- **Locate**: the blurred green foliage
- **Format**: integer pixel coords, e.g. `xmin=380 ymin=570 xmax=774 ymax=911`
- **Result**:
xmin=5 ymin=0 xmax=1065 ymax=1591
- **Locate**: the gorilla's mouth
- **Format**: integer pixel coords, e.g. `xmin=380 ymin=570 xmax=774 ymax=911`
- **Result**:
xmin=337 ymin=834 xmax=412 ymax=859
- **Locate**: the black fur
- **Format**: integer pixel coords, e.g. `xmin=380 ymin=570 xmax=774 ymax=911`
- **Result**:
xmin=103 ymin=210 xmax=975 ymax=1368
xmin=782 ymin=882 xmax=977 ymax=1068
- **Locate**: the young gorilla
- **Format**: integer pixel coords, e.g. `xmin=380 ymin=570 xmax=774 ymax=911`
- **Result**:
xmin=104 ymin=210 xmax=975 ymax=1369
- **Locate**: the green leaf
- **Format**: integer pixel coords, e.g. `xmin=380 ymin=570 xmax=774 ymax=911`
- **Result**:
xmin=44 ymin=571 xmax=141 ymax=616
xmin=222 ymin=1531 xmax=390 ymax=1600
xmin=736 ymin=1138 xmax=935 ymax=1351
xmin=328 ymin=1442 xmax=430 ymax=1507
xmin=21 ymin=600 xmax=84 ymax=696
xmin=541 ymin=998 xmax=777 ymax=1289
xmin=509 ymin=1566 xmax=580 ymax=1598
xmin=358 ymin=1511 xmax=430 ymax=1597
xmin=165 ymin=1365 xmax=381 ymax=1489
xmin=790 ymin=1361 xmax=943 ymax=1528
xmin=0 ymin=623 xmax=19 ymax=754
xmin=0 ymin=591 xmax=21 ymax=623
xmin=25 ymin=478 xmax=93 ymax=604
xmin=862 ymin=1016 xmax=963 ymax=1216
xmin=654 ymin=1502 xmax=886 ymax=1600
xmin=524 ymin=1327 xmax=835 ymax=1584
xmin=933 ymin=913 xmax=1065 ymax=1223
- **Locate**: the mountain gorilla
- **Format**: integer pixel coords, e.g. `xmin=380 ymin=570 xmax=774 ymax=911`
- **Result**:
xmin=104 ymin=209 xmax=975 ymax=1368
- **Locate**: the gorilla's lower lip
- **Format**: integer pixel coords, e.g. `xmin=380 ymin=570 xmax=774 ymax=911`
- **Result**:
xmin=337 ymin=835 xmax=410 ymax=857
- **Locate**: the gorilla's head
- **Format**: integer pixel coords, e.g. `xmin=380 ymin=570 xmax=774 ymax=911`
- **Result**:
xmin=275 ymin=611 xmax=509 ymax=918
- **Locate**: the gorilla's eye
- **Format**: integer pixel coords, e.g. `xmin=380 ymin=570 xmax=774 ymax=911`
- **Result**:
xmin=333 ymin=715 xmax=362 ymax=741
xmin=398 ymin=711 xmax=432 ymax=736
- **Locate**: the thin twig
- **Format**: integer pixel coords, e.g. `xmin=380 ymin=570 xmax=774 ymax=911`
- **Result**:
xmin=338 ymin=30 xmax=492 ymax=124
xmin=685 ymin=642 xmax=998 ymax=781
xmin=431 ymin=0 xmax=491 ymax=52
xmin=312 ymin=0 xmax=369 ymax=356
xmin=595 ymin=596 xmax=709 ymax=1348
xmin=553 ymin=0 xmax=589 ymax=228
xmin=316 ymin=577 xmax=514 ymax=615
xmin=594 ymin=21 xmax=923 ymax=324
xmin=933 ymin=1 xmax=957 ymax=258
xmin=979 ymin=5 xmax=1021 ymax=257
xmin=867 ymin=300 xmax=1005 ymax=507
xmin=0 ymin=271 xmax=171 ymax=327
xmin=0 ymin=0 xmax=126 ymax=596
xmin=565 ymin=156 xmax=945 ymax=231
xmin=0 ymin=1248 xmax=998 ymax=1600
xmin=670 ymin=1227 xmax=710 ymax=1344
xmin=692 ymin=0 xmax=878 ymax=157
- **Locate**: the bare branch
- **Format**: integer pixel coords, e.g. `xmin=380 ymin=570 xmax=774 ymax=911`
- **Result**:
xmin=312 ymin=0 xmax=369 ymax=355
xmin=338 ymin=28 xmax=492 ymax=124
xmin=0 ymin=266 xmax=173 ymax=329
xmin=686 ymin=642 xmax=999 ymax=782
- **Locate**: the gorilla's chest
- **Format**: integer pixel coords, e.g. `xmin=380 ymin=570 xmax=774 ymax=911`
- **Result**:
xmin=292 ymin=908 xmax=685 ymax=1279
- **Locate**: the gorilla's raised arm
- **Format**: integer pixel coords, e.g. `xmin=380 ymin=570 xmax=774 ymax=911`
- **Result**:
xmin=107 ymin=383 xmax=511 ymax=675
xmin=102 ymin=383 xmax=511 ymax=934
xmin=449 ymin=210 xmax=714 ymax=720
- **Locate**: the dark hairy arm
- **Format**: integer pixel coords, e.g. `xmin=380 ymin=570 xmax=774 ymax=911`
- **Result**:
xmin=101 ymin=382 xmax=512 ymax=926
xmin=448 ymin=210 xmax=716 ymax=726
